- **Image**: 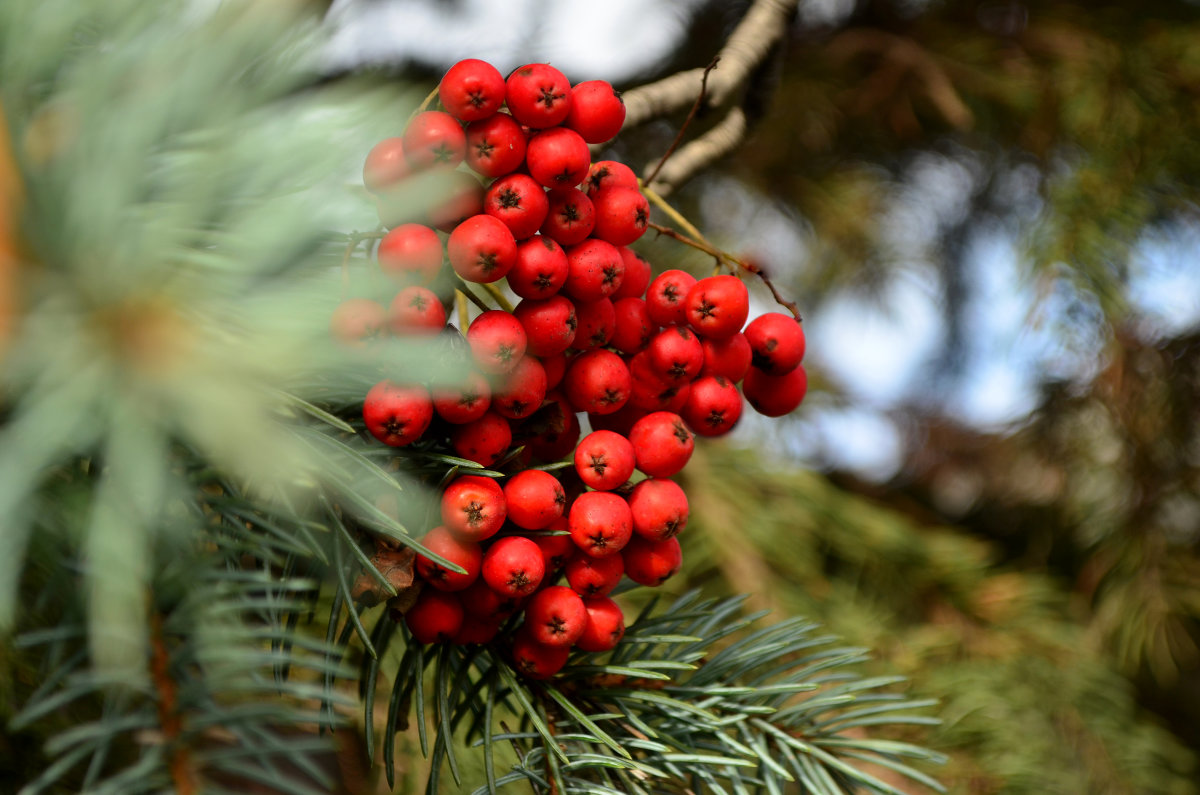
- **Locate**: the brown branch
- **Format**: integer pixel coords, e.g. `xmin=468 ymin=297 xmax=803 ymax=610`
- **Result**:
xmin=644 ymin=56 xmax=721 ymax=188
xmin=644 ymin=106 xmax=747 ymax=196
xmin=150 ymin=612 xmax=198 ymax=795
xmin=621 ymin=0 xmax=799 ymax=128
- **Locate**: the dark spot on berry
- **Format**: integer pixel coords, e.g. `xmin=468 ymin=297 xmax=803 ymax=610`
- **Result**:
xmin=668 ymin=361 xmax=688 ymax=379
xmin=672 ymin=421 xmax=691 ymax=445
xmin=408 ymin=293 xmax=428 ymax=310
xmin=508 ymin=570 xmax=531 ymax=590
xmin=600 ymin=388 xmax=624 ymax=406
xmin=588 ymin=453 xmax=608 ymax=475
xmin=663 ymin=283 xmax=681 ymax=303
xmin=765 ymin=338 xmax=778 ymax=351
xmin=590 ymin=327 xmax=609 ymax=347
xmin=751 ymin=350 xmax=772 ymax=371
xmin=496 ymin=343 xmax=516 ymax=363
xmin=541 ymin=237 xmax=557 ymax=251
xmin=508 ymin=399 xmax=528 ymax=415
xmin=474 ymin=139 xmax=495 ymax=159
xmin=498 ymin=187 xmax=522 ymax=209
xmin=560 ymin=204 xmax=580 ymax=223
xmin=554 ymin=487 xmax=566 ymax=507
xmin=464 ymin=501 xmax=485 ymax=525
xmin=696 ymin=298 xmax=717 ymax=319
xmin=467 ymin=90 xmax=487 ymax=109
xmin=705 ymin=409 xmax=726 ymax=428
xmin=431 ymin=142 xmax=456 ymax=163
xmin=588 ymin=532 xmax=607 ymax=549
xmin=537 ymin=86 xmax=566 ymax=108
xmin=383 ymin=417 xmax=406 ymax=436
xmin=663 ymin=517 xmax=681 ymax=537
xmin=533 ymin=273 xmax=553 ymax=290
xmin=566 ymin=311 xmax=578 ymax=332
xmin=673 ymin=326 xmax=692 ymax=340
xmin=601 ymin=265 xmax=621 ymax=286
xmin=554 ymin=166 xmax=575 ymax=184
xmin=634 ymin=206 xmax=648 ymax=227
xmin=547 ymin=616 xmax=567 ymax=637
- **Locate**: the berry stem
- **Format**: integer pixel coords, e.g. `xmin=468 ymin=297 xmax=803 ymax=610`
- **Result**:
xmin=479 ymin=281 xmax=514 ymax=313
xmin=453 ymin=278 xmax=493 ymax=313
xmin=455 ymin=289 xmax=470 ymax=331
xmin=408 ymin=86 xmax=440 ymax=124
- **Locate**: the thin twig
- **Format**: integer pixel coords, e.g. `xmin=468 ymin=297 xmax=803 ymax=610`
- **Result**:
xmin=479 ymin=281 xmax=514 ymax=313
xmin=455 ymin=289 xmax=470 ymax=332
xmin=646 ymin=221 xmax=802 ymax=321
xmin=644 ymin=56 xmax=721 ymax=187
xmin=150 ymin=612 xmax=198 ymax=795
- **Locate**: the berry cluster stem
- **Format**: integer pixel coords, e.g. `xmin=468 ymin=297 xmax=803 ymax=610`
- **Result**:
xmin=642 ymin=186 xmax=803 ymax=321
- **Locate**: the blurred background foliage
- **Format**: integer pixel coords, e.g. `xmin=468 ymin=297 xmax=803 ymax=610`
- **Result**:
xmin=4 ymin=0 xmax=1200 ymax=792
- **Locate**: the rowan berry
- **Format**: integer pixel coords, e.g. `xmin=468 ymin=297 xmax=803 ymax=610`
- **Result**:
xmin=449 ymin=410 xmax=512 ymax=466
xmin=645 ymin=269 xmax=698 ymax=327
xmin=564 ymin=550 xmax=624 ymax=597
xmin=484 ymin=173 xmax=550 ymax=241
xmin=330 ymin=298 xmax=386 ymax=347
xmin=510 ymin=629 xmax=570 ymax=679
xmin=622 ymin=535 xmax=683 ymax=587
xmin=439 ymin=58 xmax=506 ymax=122
xmin=513 ymin=296 xmax=577 ymax=357
xmin=525 ymin=127 xmax=591 ymax=190
xmin=743 ymin=312 xmax=806 ymax=375
xmin=415 ymin=525 xmax=482 ymax=591
xmin=565 ymin=80 xmax=625 ymax=143
xmin=448 ymin=214 xmax=517 ymax=283
xmin=404 ymin=589 xmax=464 ymax=644
xmin=574 ymin=430 xmax=636 ymax=491
xmin=568 ymin=491 xmax=633 ymax=558
xmin=563 ymin=349 xmax=631 ymax=415
xmin=505 ymin=63 xmax=573 ymax=129
xmin=464 ymin=112 xmax=526 ymax=177
xmin=628 ymin=478 xmax=689 ymax=541
xmin=682 ymin=375 xmax=743 ymax=437
xmin=441 ymin=475 xmax=506 ymax=542
xmin=403 ymin=110 xmax=466 ymax=170
xmin=523 ymin=585 xmax=588 ymax=646
xmin=504 ymin=469 xmax=567 ymax=530
xmin=684 ymin=274 xmax=749 ymax=340
xmin=482 ymin=536 xmax=545 ymax=597
xmin=574 ymin=596 xmax=625 ymax=652
xmin=388 ymin=286 xmax=446 ymax=335
xmin=377 ymin=223 xmax=442 ymax=285
xmin=363 ymin=381 xmax=433 ymax=447
xmin=628 ymin=411 xmax=693 ymax=477
xmin=742 ymin=364 xmax=808 ymax=417
xmin=508 ymin=235 xmax=569 ymax=300
xmin=467 ymin=310 xmax=527 ymax=374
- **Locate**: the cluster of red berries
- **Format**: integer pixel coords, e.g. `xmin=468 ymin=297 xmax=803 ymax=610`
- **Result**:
xmin=336 ymin=58 xmax=807 ymax=679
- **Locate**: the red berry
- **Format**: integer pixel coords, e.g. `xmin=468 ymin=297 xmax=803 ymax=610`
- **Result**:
xmin=573 ymin=430 xmax=636 ymax=491
xmin=363 ymin=137 xmax=411 ymax=194
xmin=441 ymin=475 xmax=506 ymax=542
xmin=511 ymin=629 xmax=570 ymax=679
xmin=565 ymin=80 xmax=625 ymax=144
xmin=467 ymin=310 xmax=527 ymax=374
xmin=448 ymin=214 xmax=518 ymax=284
xmin=508 ymin=235 xmax=569 ymax=300
xmin=526 ymin=392 xmax=580 ymax=462
xmin=433 ymin=370 xmax=491 ymax=424
xmin=563 ymin=349 xmax=631 ymax=415
xmin=645 ymin=269 xmax=698 ymax=327
xmin=540 ymin=188 xmax=595 ymax=246
xmin=575 ymin=596 xmax=625 ymax=653
xmin=627 ymin=352 xmax=690 ymax=412
xmin=449 ymin=410 xmax=512 ymax=466
xmin=484 ymin=173 xmax=550 ymax=241
xmin=403 ymin=110 xmax=466 ymax=170
xmin=377 ymin=223 xmax=442 ymax=285
xmin=628 ymin=411 xmax=693 ymax=477
xmin=613 ymin=247 xmax=651 ymax=300
xmin=623 ymin=535 xmax=682 ymax=587
xmin=482 ymin=536 xmax=545 ymax=597
xmin=590 ymin=186 xmax=649 ymax=247
xmin=388 ymin=286 xmax=446 ymax=335
xmin=403 ymin=589 xmax=464 ymax=644
xmin=585 ymin=161 xmax=638 ymax=196
xmin=513 ymin=296 xmax=577 ymax=357
xmin=564 ymin=550 xmax=624 ymax=598
xmin=504 ymin=469 xmax=567 ymax=530
xmin=523 ymin=585 xmax=588 ymax=647
xmin=427 ymin=171 xmax=486 ymax=232
xmin=330 ymin=298 xmax=386 ymax=347
xmin=743 ymin=364 xmax=808 ymax=417
xmin=541 ymin=352 xmax=570 ymax=392
xmin=525 ymin=127 xmax=591 ymax=190
xmin=532 ymin=526 xmax=575 ymax=572
xmin=452 ymin=615 xmax=501 ymax=645
xmin=460 ymin=576 xmax=522 ymax=620
xmin=415 ymin=525 xmax=482 ymax=591
xmin=682 ymin=375 xmax=743 ymax=437
xmin=684 ymin=275 xmax=749 ymax=340
xmin=464 ymin=112 xmax=527 ymax=177
xmin=493 ymin=356 xmax=548 ymax=420
xmin=568 ymin=491 xmax=633 ymax=558
xmin=609 ymin=297 xmax=655 ymax=354
xmin=564 ymin=239 xmax=624 ymax=302
xmin=505 ymin=63 xmax=573 ymax=129
xmin=646 ymin=325 xmax=704 ymax=384
xmin=628 ymin=478 xmax=689 ymax=541
xmin=363 ymin=381 xmax=433 ymax=447
xmin=743 ymin=312 xmax=806 ymax=375
xmin=699 ymin=332 xmax=752 ymax=382
xmin=439 ymin=58 xmax=506 ymax=122
xmin=572 ymin=298 xmax=616 ymax=351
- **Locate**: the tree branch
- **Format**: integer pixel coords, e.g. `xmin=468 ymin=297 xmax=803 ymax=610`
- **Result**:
xmin=621 ymin=0 xmax=799 ymax=128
